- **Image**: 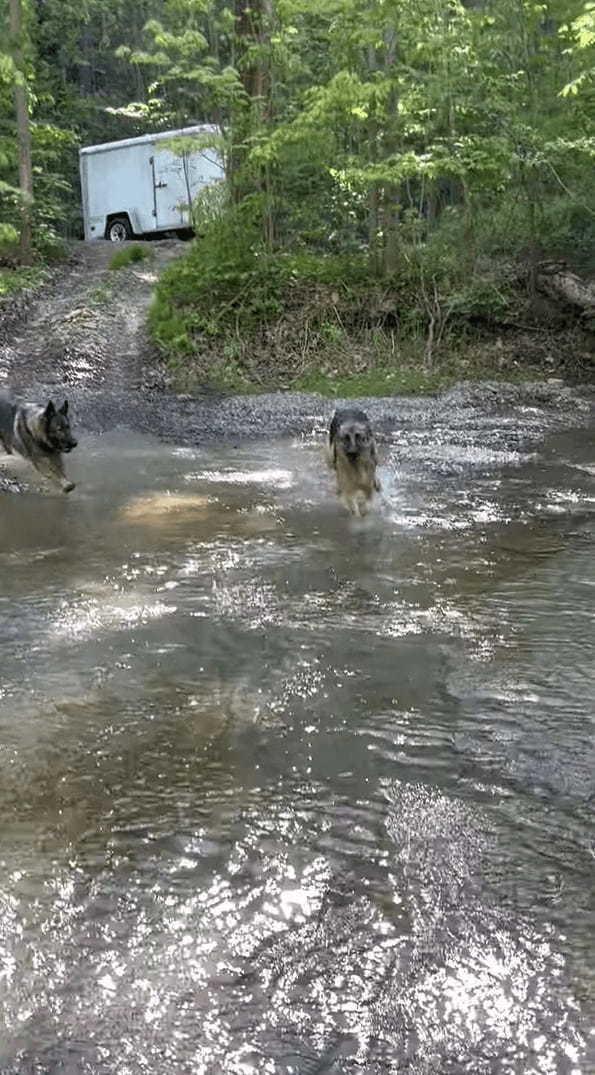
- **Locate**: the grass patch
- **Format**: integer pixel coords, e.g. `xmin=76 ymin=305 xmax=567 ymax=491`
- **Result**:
xmin=88 ymin=282 xmax=114 ymax=306
xmin=292 ymin=360 xmax=539 ymax=398
xmin=0 ymin=266 xmax=46 ymax=298
xmin=109 ymin=244 xmax=153 ymax=271
xmin=293 ymin=366 xmax=448 ymax=397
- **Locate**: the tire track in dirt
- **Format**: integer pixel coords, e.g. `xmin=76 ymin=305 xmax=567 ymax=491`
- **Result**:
xmin=0 ymin=239 xmax=184 ymax=393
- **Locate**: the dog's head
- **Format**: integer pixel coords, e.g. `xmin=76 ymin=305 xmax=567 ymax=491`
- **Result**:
xmin=336 ymin=415 xmax=374 ymax=462
xmin=44 ymin=400 xmax=77 ymax=453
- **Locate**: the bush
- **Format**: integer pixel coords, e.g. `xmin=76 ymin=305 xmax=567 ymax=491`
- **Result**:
xmin=149 ymin=182 xmax=594 ymax=392
xmin=150 ymin=195 xmax=510 ymax=387
xmin=0 ymin=266 xmax=46 ymax=297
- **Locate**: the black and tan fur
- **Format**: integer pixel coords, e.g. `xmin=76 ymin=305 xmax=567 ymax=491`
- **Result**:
xmin=327 ymin=406 xmax=380 ymax=517
xmin=0 ymin=394 xmax=77 ymax=493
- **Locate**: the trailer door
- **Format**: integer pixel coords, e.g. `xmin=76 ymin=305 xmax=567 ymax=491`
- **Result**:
xmin=151 ymin=148 xmax=190 ymax=230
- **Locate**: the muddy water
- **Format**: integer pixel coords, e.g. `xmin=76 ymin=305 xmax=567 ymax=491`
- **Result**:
xmin=0 ymin=404 xmax=594 ymax=1074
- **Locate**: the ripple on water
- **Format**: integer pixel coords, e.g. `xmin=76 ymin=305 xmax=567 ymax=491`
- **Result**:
xmin=0 ymin=415 xmax=593 ymax=1073
xmin=396 ymin=441 xmax=535 ymax=471
xmin=48 ymin=595 xmax=177 ymax=643
xmin=0 ymin=777 xmax=586 ymax=1073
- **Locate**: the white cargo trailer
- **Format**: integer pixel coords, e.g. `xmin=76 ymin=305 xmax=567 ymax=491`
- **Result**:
xmin=79 ymin=124 xmax=224 ymax=242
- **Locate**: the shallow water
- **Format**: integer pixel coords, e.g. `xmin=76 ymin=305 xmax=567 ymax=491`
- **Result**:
xmin=0 ymin=402 xmax=594 ymax=1074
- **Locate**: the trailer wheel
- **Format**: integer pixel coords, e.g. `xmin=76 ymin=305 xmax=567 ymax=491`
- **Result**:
xmin=106 ymin=216 xmax=132 ymax=242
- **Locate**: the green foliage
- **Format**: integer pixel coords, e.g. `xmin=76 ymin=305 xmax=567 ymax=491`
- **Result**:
xmin=113 ymin=4 xmax=243 ymax=133
xmin=109 ymin=243 xmax=153 ymax=270
xmin=2 ymin=0 xmax=595 ymax=385
xmin=143 ymin=0 xmax=595 ymax=389
xmin=0 ymin=0 xmax=83 ymax=258
xmin=0 ymin=264 xmax=45 ymax=296
xmin=150 ymin=196 xmax=375 ymax=365
xmin=560 ymin=1 xmax=595 ymax=95
xmin=0 ymin=221 xmax=19 ymax=246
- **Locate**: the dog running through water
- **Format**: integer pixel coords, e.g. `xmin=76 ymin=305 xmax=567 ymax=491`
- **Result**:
xmin=327 ymin=406 xmax=380 ymax=517
xmin=0 ymin=394 xmax=78 ymax=493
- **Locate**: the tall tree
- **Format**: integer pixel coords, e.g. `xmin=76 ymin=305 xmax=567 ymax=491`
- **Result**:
xmin=8 ymin=0 xmax=33 ymax=263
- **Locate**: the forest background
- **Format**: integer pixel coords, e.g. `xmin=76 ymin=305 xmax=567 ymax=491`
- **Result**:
xmin=1 ymin=0 xmax=594 ymax=393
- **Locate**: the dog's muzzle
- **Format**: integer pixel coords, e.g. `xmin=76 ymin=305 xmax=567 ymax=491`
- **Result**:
xmin=64 ymin=440 xmax=77 ymax=453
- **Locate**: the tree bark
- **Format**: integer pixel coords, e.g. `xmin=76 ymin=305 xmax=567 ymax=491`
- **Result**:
xmin=231 ymin=0 xmax=272 ymax=233
xmin=9 ymin=0 xmax=34 ymax=265
xmin=230 ymin=0 xmax=262 ymax=201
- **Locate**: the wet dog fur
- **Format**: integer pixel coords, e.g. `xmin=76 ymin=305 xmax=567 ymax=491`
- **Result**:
xmin=0 ymin=394 xmax=77 ymax=493
xmin=327 ymin=406 xmax=380 ymax=517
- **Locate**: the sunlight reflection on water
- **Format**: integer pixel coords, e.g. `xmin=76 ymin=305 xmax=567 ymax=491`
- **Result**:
xmin=0 ymin=410 xmax=593 ymax=1072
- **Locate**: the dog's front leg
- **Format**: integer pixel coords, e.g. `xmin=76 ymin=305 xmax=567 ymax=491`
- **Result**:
xmin=346 ymin=493 xmax=364 ymax=518
xmin=32 ymin=453 xmax=75 ymax=493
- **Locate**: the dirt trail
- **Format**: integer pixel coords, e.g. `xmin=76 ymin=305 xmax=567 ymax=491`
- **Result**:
xmin=0 ymin=240 xmax=184 ymax=393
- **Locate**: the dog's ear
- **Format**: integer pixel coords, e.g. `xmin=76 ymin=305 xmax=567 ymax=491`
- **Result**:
xmin=43 ymin=401 xmax=56 ymax=421
xmin=59 ymin=400 xmax=69 ymax=416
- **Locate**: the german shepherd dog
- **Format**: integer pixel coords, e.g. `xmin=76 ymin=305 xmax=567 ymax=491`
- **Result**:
xmin=0 ymin=394 xmax=78 ymax=493
xmin=327 ymin=406 xmax=380 ymax=517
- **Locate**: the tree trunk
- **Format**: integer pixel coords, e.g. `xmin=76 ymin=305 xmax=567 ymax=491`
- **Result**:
xmin=365 ymin=45 xmax=382 ymax=273
xmin=78 ymin=23 xmax=94 ymax=97
xmin=381 ymin=184 xmax=400 ymax=277
xmin=9 ymin=0 xmax=33 ymax=265
xmin=368 ymin=183 xmax=381 ymax=274
xmin=230 ymin=0 xmax=265 ymax=202
xmin=231 ymin=0 xmax=273 ymax=237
